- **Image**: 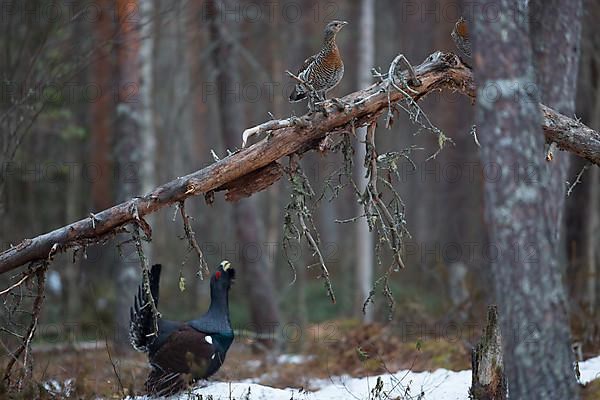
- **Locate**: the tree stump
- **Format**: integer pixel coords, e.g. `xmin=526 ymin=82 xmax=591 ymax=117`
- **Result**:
xmin=470 ymin=305 xmax=507 ymax=400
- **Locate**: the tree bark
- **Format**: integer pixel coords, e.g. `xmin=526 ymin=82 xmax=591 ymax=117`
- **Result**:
xmin=474 ymin=1 xmax=579 ymax=398
xmin=90 ymin=0 xmax=114 ymax=212
xmin=569 ymin=0 xmax=600 ymax=329
xmin=206 ymin=0 xmax=281 ymax=348
xmin=354 ymin=0 xmax=375 ymax=323
xmin=1 ymin=51 xmax=599 ymax=276
xmin=530 ymin=0 xmax=582 ymax=271
xmin=113 ymin=0 xmax=143 ymax=353
xmin=470 ymin=306 xmax=507 ymax=400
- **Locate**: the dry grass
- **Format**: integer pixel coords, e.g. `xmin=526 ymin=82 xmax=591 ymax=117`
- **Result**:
xmin=1 ymin=320 xmax=470 ymax=398
xmin=582 ymin=379 xmax=600 ymax=400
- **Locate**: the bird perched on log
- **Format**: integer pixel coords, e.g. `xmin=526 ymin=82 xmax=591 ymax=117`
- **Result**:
xmin=130 ymin=261 xmax=235 ymax=396
xmin=451 ymin=17 xmax=472 ymax=61
xmin=289 ymin=20 xmax=348 ymax=108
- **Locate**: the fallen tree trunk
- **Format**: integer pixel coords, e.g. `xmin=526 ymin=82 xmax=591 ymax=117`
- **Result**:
xmin=1 ymin=51 xmax=599 ymax=275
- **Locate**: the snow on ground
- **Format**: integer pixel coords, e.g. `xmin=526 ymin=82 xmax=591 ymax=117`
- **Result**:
xmin=132 ymin=355 xmax=600 ymax=400
xmin=580 ymin=355 xmax=600 ymax=385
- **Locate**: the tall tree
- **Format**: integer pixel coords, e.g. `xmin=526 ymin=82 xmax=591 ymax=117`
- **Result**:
xmin=474 ymin=1 xmax=579 ymax=398
xmin=113 ymin=0 xmax=156 ymax=352
xmin=354 ymin=0 xmax=375 ymax=322
xmin=90 ymin=0 xmax=114 ymax=212
xmin=569 ymin=0 xmax=600 ymax=336
xmin=206 ymin=0 xmax=281 ymax=347
xmin=138 ymin=0 xmax=156 ymax=196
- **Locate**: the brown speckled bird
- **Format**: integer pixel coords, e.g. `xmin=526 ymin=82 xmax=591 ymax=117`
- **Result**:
xmin=451 ymin=17 xmax=472 ymax=60
xmin=289 ymin=20 xmax=347 ymax=104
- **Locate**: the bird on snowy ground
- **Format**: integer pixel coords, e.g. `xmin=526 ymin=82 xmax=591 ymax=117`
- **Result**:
xmin=130 ymin=261 xmax=235 ymax=396
xmin=289 ymin=20 xmax=348 ymax=110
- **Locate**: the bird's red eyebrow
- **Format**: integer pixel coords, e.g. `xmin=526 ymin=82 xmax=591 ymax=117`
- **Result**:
xmin=215 ymin=271 xmax=222 ymax=280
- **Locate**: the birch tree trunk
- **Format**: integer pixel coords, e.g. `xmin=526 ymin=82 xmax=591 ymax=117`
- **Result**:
xmin=138 ymin=0 xmax=156 ymax=197
xmin=474 ymin=1 xmax=579 ymax=398
xmin=354 ymin=0 xmax=375 ymax=323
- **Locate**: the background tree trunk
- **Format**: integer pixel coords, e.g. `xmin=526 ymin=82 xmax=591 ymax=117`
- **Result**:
xmin=138 ymin=0 xmax=157 ymax=197
xmin=570 ymin=0 xmax=600 ymax=348
xmin=90 ymin=0 xmax=114 ymax=212
xmin=474 ymin=1 xmax=579 ymax=398
xmin=354 ymin=0 xmax=375 ymax=323
xmin=530 ymin=0 xmax=582 ymax=270
xmin=113 ymin=0 xmax=143 ymax=353
xmin=206 ymin=0 xmax=281 ymax=348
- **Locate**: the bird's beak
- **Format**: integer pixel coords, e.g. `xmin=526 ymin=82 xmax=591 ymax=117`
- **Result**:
xmin=221 ymin=260 xmax=231 ymax=271
xmin=341 ymin=21 xmax=348 ymax=26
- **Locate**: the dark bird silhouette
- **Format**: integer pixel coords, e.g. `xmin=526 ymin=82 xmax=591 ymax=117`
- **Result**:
xmin=289 ymin=20 xmax=347 ymax=104
xmin=130 ymin=261 xmax=235 ymax=396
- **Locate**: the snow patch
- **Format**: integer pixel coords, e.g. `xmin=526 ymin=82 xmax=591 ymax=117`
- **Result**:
xmin=277 ymin=354 xmax=313 ymax=365
xmin=579 ymin=355 xmax=600 ymax=385
xmin=130 ymin=355 xmax=600 ymax=400
xmin=43 ymin=378 xmax=73 ymax=397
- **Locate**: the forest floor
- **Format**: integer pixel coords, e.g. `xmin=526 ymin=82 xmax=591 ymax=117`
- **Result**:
xmin=3 ymin=320 xmax=600 ymax=399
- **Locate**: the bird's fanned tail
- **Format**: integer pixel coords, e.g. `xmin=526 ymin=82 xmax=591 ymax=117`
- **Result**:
xmin=129 ymin=264 xmax=161 ymax=352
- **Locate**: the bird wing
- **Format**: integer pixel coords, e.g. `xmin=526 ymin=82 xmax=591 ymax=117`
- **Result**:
xmin=129 ymin=264 xmax=162 ymax=352
xmin=145 ymin=325 xmax=219 ymax=395
xmin=296 ymin=53 xmax=318 ymax=76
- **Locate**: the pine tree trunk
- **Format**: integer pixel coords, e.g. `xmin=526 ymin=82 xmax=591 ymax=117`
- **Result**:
xmin=567 ymin=0 xmax=600 ymax=338
xmin=530 ymin=0 xmax=582 ymax=270
xmin=473 ymin=1 xmax=580 ymax=398
xmin=90 ymin=0 xmax=113 ymax=212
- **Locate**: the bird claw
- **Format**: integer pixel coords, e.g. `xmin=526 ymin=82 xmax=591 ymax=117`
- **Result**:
xmin=330 ymin=98 xmax=349 ymax=112
xmin=312 ymin=101 xmax=329 ymax=115
xmin=291 ymin=116 xmax=309 ymax=128
xmin=408 ymin=77 xmax=422 ymax=87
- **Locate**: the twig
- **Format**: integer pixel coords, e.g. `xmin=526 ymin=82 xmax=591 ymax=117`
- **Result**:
xmin=131 ymin=223 xmax=160 ymax=341
xmin=285 ymin=70 xmax=316 ymax=93
xmin=567 ymin=164 xmax=590 ymax=197
xmin=546 ymin=142 xmax=558 ymax=161
xmin=242 ymin=118 xmax=294 ymax=148
xmin=2 ymin=264 xmax=47 ymax=387
xmin=104 ymin=339 xmax=125 ymax=396
xmin=283 ymin=155 xmax=336 ymax=303
xmin=364 ymin=123 xmax=405 ymax=270
xmin=470 ymin=125 xmax=480 ymax=147
xmin=179 ymin=200 xmax=209 ymax=278
xmin=0 ymin=274 xmax=30 ymax=296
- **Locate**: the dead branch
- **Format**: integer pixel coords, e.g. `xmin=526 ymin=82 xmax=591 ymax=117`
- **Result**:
xmin=179 ymin=201 xmax=209 ymax=278
xmin=363 ymin=122 xmax=406 ymax=270
xmin=284 ymin=155 xmax=335 ymax=303
xmin=2 ymin=264 xmax=47 ymax=386
xmin=1 ymin=51 xmax=599 ymax=275
xmin=218 ymin=162 xmax=284 ymax=202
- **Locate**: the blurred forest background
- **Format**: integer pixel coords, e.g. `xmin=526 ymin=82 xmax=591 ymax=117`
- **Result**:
xmin=1 ymin=0 xmax=599 ymax=394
